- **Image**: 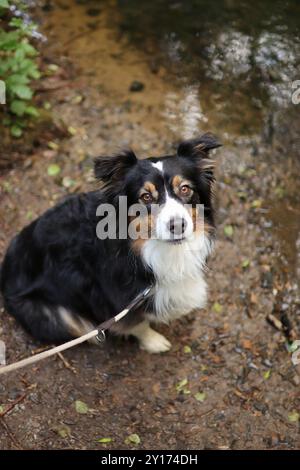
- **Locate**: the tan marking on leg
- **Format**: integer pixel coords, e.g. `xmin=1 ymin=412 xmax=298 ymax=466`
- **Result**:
xmin=58 ymin=307 xmax=98 ymax=344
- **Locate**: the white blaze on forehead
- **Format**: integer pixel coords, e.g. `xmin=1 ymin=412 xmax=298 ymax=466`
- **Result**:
xmin=156 ymin=191 xmax=194 ymax=240
xmin=152 ymin=161 xmax=164 ymax=173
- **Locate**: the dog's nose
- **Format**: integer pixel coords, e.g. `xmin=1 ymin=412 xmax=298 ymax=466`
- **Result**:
xmin=167 ymin=217 xmax=187 ymax=236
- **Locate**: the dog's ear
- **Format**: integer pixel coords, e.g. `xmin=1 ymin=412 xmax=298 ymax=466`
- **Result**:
xmin=177 ymin=133 xmax=221 ymax=159
xmin=177 ymin=133 xmax=221 ymax=182
xmin=94 ymin=150 xmax=137 ymax=188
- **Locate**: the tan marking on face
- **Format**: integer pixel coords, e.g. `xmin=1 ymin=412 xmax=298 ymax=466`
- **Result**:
xmin=130 ymin=213 xmax=157 ymax=254
xmin=172 ymin=175 xmax=194 ymax=199
xmin=188 ymin=206 xmax=214 ymax=237
xmin=139 ymin=181 xmax=158 ymax=202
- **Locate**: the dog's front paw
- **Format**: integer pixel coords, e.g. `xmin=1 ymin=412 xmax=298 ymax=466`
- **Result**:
xmin=140 ymin=329 xmax=171 ymax=354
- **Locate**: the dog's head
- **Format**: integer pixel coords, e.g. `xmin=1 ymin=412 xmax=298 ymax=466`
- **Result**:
xmin=94 ymin=133 xmax=221 ymax=248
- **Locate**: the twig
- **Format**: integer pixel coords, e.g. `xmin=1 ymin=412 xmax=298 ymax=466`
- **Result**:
xmin=57 ymin=352 xmax=77 ymax=374
xmin=0 ymin=418 xmax=24 ymax=449
xmin=0 ymin=393 xmax=27 ymax=418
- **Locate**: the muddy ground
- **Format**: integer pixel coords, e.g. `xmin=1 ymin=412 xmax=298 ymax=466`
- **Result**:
xmin=0 ymin=1 xmax=300 ymax=450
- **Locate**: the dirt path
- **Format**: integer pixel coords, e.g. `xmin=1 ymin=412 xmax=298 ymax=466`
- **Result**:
xmin=0 ymin=1 xmax=299 ymax=450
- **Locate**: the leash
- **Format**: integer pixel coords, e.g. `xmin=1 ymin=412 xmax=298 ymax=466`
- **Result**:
xmin=0 ymin=286 xmax=153 ymax=376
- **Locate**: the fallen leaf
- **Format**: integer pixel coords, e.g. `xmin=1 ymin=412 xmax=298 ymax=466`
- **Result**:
xmin=68 ymin=126 xmax=77 ymax=136
xmin=97 ymin=437 xmax=113 ymax=444
xmin=251 ymin=199 xmax=262 ymax=208
xmin=72 ymin=95 xmax=83 ymax=104
xmin=288 ymin=411 xmax=299 ymax=423
xmin=242 ymin=259 xmax=250 ymax=269
xmin=263 ymin=370 xmax=271 ymax=380
xmin=26 ymin=210 xmax=34 ymax=220
xmin=62 ymin=176 xmax=75 ymax=188
xmin=47 ymin=164 xmax=61 ymax=177
xmin=237 ymin=191 xmax=247 ymax=200
xmin=47 ymin=141 xmax=59 ymax=150
xmin=212 ymin=302 xmax=223 ymax=314
xmin=53 ymin=425 xmax=71 ymax=438
xmin=183 ymin=345 xmax=192 ymax=354
xmin=75 ymin=400 xmax=89 ymax=414
xmin=194 ymin=392 xmax=206 ymax=402
xmin=48 ymin=64 xmax=59 ymax=73
xmin=176 ymin=378 xmax=188 ymax=392
xmin=286 ymin=341 xmax=300 ymax=353
xmin=241 ymin=339 xmax=252 ymax=350
xmin=125 ymin=433 xmax=141 ymax=445
xmin=224 ymin=225 xmax=234 ymax=238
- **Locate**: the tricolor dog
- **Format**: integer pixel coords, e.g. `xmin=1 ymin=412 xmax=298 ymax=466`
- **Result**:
xmin=0 ymin=133 xmax=221 ymax=353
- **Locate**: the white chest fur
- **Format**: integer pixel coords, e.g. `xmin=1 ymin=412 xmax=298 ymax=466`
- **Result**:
xmin=142 ymin=234 xmax=212 ymax=323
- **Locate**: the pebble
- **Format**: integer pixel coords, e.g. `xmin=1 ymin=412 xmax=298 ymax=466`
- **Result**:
xmin=129 ymin=81 xmax=145 ymax=92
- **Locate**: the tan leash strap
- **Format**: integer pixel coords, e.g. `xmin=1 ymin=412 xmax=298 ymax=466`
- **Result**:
xmin=0 ymin=286 xmax=152 ymax=376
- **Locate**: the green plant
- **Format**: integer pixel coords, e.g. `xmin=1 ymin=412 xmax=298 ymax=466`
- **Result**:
xmin=0 ymin=0 xmax=41 ymax=137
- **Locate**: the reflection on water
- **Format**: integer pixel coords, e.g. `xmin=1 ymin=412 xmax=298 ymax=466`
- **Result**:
xmin=164 ymin=86 xmax=207 ymax=139
xmin=115 ymin=0 xmax=300 ymax=133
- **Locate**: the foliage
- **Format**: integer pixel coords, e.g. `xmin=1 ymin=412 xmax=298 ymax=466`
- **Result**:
xmin=0 ymin=0 xmax=40 ymax=137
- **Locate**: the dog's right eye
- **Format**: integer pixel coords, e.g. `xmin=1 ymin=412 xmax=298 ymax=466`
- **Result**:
xmin=140 ymin=192 xmax=153 ymax=204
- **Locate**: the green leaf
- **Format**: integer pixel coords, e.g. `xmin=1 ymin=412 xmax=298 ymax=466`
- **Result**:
xmin=263 ymin=370 xmax=271 ymax=380
xmin=48 ymin=141 xmax=59 ymax=150
xmin=26 ymin=210 xmax=34 ymax=220
xmin=194 ymin=392 xmax=206 ymax=402
xmin=62 ymin=176 xmax=75 ymax=189
xmin=47 ymin=164 xmax=61 ymax=177
xmin=25 ymin=106 xmax=39 ymax=117
xmin=242 ymin=259 xmax=250 ymax=269
xmin=288 ymin=411 xmax=299 ymax=423
xmin=0 ymin=0 xmax=9 ymax=8
xmin=286 ymin=341 xmax=300 ymax=353
xmin=10 ymin=84 xmax=33 ymax=100
xmin=251 ymin=199 xmax=262 ymax=209
xmin=10 ymin=100 xmax=27 ymax=117
xmin=224 ymin=225 xmax=234 ymax=237
xmin=6 ymin=74 xmax=29 ymax=86
xmin=48 ymin=64 xmax=59 ymax=73
xmin=68 ymin=126 xmax=77 ymax=136
xmin=75 ymin=400 xmax=89 ymax=414
xmin=0 ymin=405 xmax=4 ymax=414
xmin=237 ymin=191 xmax=247 ymax=200
xmin=183 ymin=345 xmax=192 ymax=354
xmin=176 ymin=378 xmax=188 ymax=392
xmin=10 ymin=125 xmax=22 ymax=138
xmin=53 ymin=425 xmax=71 ymax=438
xmin=96 ymin=437 xmax=113 ymax=444
xmin=125 ymin=433 xmax=140 ymax=445
xmin=212 ymin=302 xmax=223 ymax=314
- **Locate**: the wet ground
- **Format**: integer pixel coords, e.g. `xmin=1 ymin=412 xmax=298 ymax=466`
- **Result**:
xmin=0 ymin=0 xmax=300 ymax=449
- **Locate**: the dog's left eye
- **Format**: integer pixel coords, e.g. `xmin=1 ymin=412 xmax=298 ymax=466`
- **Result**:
xmin=140 ymin=192 xmax=153 ymax=204
xmin=180 ymin=185 xmax=192 ymax=197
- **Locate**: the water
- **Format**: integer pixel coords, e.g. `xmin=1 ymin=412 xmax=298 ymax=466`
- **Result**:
xmin=115 ymin=0 xmax=300 ymax=135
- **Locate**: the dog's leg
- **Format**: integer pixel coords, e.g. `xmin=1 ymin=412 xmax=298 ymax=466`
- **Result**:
xmin=126 ymin=320 xmax=171 ymax=353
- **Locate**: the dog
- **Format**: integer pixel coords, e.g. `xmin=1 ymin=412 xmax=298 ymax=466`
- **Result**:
xmin=0 ymin=133 xmax=221 ymax=353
